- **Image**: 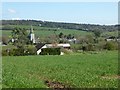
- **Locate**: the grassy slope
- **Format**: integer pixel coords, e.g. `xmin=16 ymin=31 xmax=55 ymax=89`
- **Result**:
xmin=2 ymin=51 xmax=118 ymax=88
xmin=1 ymin=25 xmax=118 ymax=38
xmin=1 ymin=25 xmax=91 ymax=37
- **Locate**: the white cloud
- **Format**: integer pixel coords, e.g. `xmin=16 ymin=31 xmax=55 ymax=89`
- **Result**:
xmin=8 ymin=9 xmax=16 ymax=13
xmin=12 ymin=18 xmax=21 ymax=20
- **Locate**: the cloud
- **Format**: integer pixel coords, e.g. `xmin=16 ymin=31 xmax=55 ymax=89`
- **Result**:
xmin=12 ymin=18 xmax=21 ymax=20
xmin=8 ymin=9 xmax=16 ymax=13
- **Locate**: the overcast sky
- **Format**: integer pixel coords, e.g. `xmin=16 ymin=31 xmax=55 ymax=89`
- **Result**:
xmin=2 ymin=2 xmax=118 ymax=25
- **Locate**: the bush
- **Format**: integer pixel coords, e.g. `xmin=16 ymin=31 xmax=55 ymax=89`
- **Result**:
xmin=13 ymin=48 xmax=24 ymax=56
xmin=82 ymin=44 xmax=96 ymax=51
xmin=2 ymin=47 xmax=37 ymax=56
xmin=40 ymin=48 xmax=60 ymax=55
xmin=2 ymin=50 xmax=9 ymax=56
xmin=61 ymin=48 xmax=72 ymax=55
xmin=71 ymin=44 xmax=82 ymax=52
xmin=104 ymin=41 xmax=118 ymax=50
xmin=25 ymin=47 xmax=37 ymax=55
xmin=87 ymin=44 xmax=96 ymax=51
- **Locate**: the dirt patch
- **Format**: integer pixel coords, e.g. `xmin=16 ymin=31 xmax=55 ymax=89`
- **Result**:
xmin=44 ymin=80 xmax=70 ymax=90
xmin=101 ymin=75 xmax=120 ymax=79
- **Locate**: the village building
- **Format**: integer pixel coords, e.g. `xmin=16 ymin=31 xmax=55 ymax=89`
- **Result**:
xmin=105 ymin=36 xmax=119 ymax=42
xmin=36 ymin=43 xmax=71 ymax=55
xmin=29 ymin=25 xmax=36 ymax=44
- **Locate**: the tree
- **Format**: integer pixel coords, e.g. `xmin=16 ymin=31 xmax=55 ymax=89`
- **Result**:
xmin=2 ymin=36 xmax=8 ymax=45
xmin=67 ymin=34 xmax=73 ymax=39
xmin=93 ymin=30 xmax=102 ymax=43
xmin=93 ymin=30 xmax=101 ymax=38
xmin=59 ymin=32 xmax=64 ymax=38
xmin=12 ymin=27 xmax=29 ymax=48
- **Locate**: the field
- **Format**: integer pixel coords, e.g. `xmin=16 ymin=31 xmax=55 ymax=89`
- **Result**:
xmin=1 ymin=25 xmax=118 ymax=39
xmin=1 ymin=25 xmax=92 ymax=38
xmin=2 ymin=51 xmax=118 ymax=88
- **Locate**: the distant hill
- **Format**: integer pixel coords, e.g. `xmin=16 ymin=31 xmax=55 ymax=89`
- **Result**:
xmin=1 ymin=20 xmax=118 ymax=31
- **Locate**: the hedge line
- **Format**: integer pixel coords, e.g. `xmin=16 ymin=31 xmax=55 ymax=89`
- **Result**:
xmin=40 ymin=48 xmax=61 ymax=55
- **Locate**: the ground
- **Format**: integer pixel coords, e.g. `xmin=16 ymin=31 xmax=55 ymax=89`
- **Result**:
xmin=2 ymin=51 xmax=118 ymax=88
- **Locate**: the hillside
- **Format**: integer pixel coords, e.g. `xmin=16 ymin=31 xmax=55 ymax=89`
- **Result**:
xmin=1 ymin=20 xmax=118 ymax=31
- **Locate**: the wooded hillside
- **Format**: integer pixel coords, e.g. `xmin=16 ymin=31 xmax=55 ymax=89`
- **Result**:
xmin=1 ymin=20 xmax=118 ymax=31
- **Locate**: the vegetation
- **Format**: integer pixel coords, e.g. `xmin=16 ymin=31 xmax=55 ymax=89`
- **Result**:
xmin=1 ymin=20 xmax=118 ymax=31
xmin=40 ymin=48 xmax=61 ymax=55
xmin=2 ymin=47 xmax=36 ymax=56
xmin=11 ymin=27 xmax=30 ymax=47
xmin=1 ymin=20 xmax=119 ymax=88
xmin=2 ymin=51 xmax=118 ymax=88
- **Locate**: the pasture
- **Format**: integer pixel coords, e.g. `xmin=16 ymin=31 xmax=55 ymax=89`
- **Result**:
xmin=1 ymin=25 xmax=118 ymax=38
xmin=1 ymin=25 xmax=92 ymax=38
xmin=2 ymin=51 xmax=118 ymax=88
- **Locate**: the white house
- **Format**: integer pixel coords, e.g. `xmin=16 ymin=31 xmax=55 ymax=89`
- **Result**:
xmin=36 ymin=43 xmax=70 ymax=55
xmin=105 ymin=36 xmax=119 ymax=42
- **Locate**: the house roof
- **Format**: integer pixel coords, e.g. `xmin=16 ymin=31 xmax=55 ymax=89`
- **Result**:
xmin=36 ymin=43 xmax=71 ymax=50
xmin=46 ymin=43 xmax=70 ymax=48
xmin=36 ymin=43 xmax=45 ymax=50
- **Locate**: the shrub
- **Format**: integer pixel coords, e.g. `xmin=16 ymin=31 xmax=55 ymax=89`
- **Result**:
xmin=2 ymin=50 xmax=8 ymax=56
xmin=2 ymin=47 xmax=37 ymax=56
xmin=82 ymin=44 xmax=96 ymax=51
xmin=104 ymin=41 xmax=118 ymax=50
xmin=40 ymin=48 xmax=60 ymax=55
xmin=61 ymin=48 xmax=72 ymax=55
xmin=71 ymin=44 xmax=82 ymax=52
xmin=87 ymin=44 xmax=95 ymax=51
xmin=26 ymin=47 xmax=37 ymax=55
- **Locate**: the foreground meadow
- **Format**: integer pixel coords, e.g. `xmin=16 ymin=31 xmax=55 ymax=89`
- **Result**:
xmin=2 ymin=51 xmax=118 ymax=88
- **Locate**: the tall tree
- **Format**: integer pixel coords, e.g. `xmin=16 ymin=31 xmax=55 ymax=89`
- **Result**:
xmin=12 ymin=27 xmax=29 ymax=48
xmin=93 ymin=30 xmax=102 ymax=43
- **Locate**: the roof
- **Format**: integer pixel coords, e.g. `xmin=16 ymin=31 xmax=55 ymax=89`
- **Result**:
xmin=36 ymin=43 xmax=71 ymax=50
xmin=46 ymin=43 xmax=70 ymax=48
xmin=36 ymin=43 xmax=45 ymax=50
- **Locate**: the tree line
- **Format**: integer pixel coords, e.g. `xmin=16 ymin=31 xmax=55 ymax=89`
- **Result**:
xmin=1 ymin=20 xmax=118 ymax=31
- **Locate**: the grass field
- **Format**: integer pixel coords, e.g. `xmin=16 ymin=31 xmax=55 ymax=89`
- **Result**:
xmin=2 ymin=51 xmax=118 ymax=88
xmin=1 ymin=25 xmax=118 ymax=38
xmin=1 ymin=30 xmax=92 ymax=38
xmin=1 ymin=25 xmax=92 ymax=37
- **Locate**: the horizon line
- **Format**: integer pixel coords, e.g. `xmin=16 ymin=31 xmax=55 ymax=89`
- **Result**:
xmin=1 ymin=19 xmax=118 ymax=26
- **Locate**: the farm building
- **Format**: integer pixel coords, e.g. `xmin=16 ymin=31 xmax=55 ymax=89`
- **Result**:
xmin=105 ymin=36 xmax=119 ymax=42
xmin=36 ymin=43 xmax=70 ymax=55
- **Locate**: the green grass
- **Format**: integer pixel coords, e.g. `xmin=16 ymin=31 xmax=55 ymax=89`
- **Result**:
xmin=101 ymin=31 xmax=118 ymax=37
xmin=1 ymin=25 xmax=118 ymax=38
xmin=1 ymin=25 xmax=92 ymax=37
xmin=2 ymin=51 xmax=118 ymax=88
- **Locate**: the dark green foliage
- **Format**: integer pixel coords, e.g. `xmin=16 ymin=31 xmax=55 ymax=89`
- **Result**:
xmin=87 ymin=44 xmax=95 ymax=51
xmin=12 ymin=27 xmax=30 ymax=47
xmin=1 ymin=20 xmax=117 ymax=31
xmin=2 ymin=47 xmax=36 ymax=56
xmin=40 ymin=48 xmax=60 ymax=55
xmin=93 ymin=30 xmax=102 ymax=38
xmin=2 ymin=50 xmax=9 ymax=56
xmin=26 ymin=47 xmax=37 ymax=55
xmin=82 ymin=44 xmax=96 ymax=51
xmin=2 ymin=25 xmax=14 ymax=30
xmin=59 ymin=32 xmax=64 ymax=38
xmin=104 ymin=41 xmax=118 ymax=50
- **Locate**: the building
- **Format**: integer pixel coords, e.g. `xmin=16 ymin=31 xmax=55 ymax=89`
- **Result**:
xmin=36 ymin=43 xmax=71 ymax=55
xmin=29 ymin=25 xmax=36 ymax=43
xmin=105 ymin=36 xmax=118 ymax=42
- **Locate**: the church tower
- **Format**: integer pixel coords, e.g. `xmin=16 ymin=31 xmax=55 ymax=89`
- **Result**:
xmin=29 ymin=25 xmax=35 ymax=43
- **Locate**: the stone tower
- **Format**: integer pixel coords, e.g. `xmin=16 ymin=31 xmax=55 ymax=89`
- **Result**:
xmin=30 ymin=25 xmax=35 ymax=43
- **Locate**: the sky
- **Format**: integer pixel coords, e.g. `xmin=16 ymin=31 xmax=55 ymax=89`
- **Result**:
xmin=2 ymin=2 xmax=118 ymax=25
